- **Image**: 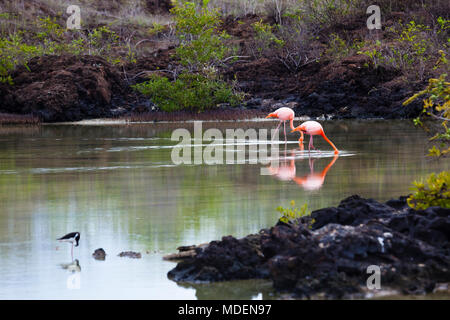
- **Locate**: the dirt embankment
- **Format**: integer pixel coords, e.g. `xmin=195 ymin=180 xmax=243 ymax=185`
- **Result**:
xmin=167 ymin=195 xmax=450 ymax=299
xmin=0 ymin=50 xmax=422 ymax=122
xmin=0 ymin=55 xmax=132 ymax=122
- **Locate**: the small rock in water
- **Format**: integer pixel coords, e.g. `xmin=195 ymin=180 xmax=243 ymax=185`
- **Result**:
xmin=92 ymin=248 xmax=106 ymax=260
xmin=118 ymin=251 xmax=142 ymax=259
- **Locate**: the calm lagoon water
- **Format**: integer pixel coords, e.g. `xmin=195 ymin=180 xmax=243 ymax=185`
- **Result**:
xmin=0 ymin=120 xmax=448 ymax=299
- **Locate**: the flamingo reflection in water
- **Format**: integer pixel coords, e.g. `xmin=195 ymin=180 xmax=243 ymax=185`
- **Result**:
xmin=267 ymin=149 xmax=338 ymax=191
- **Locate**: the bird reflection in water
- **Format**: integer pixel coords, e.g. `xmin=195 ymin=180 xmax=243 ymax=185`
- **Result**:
xmin=60 ymin=259 xmax=81 ymax=289
xmin=266 ymin=148 xmax=338 ymax=191
xmin=60 ymin=259 xmax=81 ymax=273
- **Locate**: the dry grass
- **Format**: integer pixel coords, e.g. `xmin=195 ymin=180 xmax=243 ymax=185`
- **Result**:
xmin=0 ymin=0 xmax=176 ymax=65
xmin=195 ymin=0 xmax=301 ymax=18
xmin=0 ymin=0 xmax=173 ymax=33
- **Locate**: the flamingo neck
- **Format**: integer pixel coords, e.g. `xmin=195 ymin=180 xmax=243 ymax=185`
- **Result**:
xmin=289 ymin=118 xmax=295 ymax=131
xmin=320 ymin=154 xmax=339 ymax=178
xmin=320 ymin=132 xmax=339 ymax=154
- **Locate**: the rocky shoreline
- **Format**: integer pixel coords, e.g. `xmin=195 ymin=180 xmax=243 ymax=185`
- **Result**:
xmin=166 ymin=195 xmax=450 ymax=299
xmin=0 ymin=52 xmax=423 ymax=124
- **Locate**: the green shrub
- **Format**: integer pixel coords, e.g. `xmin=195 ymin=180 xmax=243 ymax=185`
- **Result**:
xmin=251 ymin=19 xmax=285 ymax=58
xmin=132 ymin=1 xmax=243 ymax=112
xmin=171 ymin=0 xmax=232 ymax=71
xmin=132 ymin=73 xmax=243 ymax=112
xmin=85 ymin=26 xmax=119 ymax=57
xmin=0 ymin=33 xmax=41 ymax=84
xmin=147 ymin=22 xmax=165 ymax=36
xmin=403 ymin=56 xmax=449 ymax=158
xmin=358 ymin=19 xmax=446 ymax=81
xmin=276 ymin=200 xmax=312 ymax=224
xmin=249 ymin=15 xmax=320 ymax=72
xmin=325 ymin=33 xmax=350 ymax=59
xmin=301 ymin=0 xmax=359 ymax=26
xmin=0 ymin=19 xmax=123 ymax=83
xmin=36 ymin=16 xmax=65 ymax=40
xmin=407 ymin=171 xmax=450 ymax=209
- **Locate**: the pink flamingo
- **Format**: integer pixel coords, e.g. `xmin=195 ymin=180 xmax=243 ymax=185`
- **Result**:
xmin=266 ymin=150 xmax=338 ymax=191
xmin=291 ymin=121 xmax=339 ymax=154
xmin=293 ymin=154 xmax=338 ymax=190
xmin=265 ymin=107 xmax=295 ymax=143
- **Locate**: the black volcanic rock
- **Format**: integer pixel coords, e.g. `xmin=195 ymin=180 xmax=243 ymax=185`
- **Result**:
xmin=311 ymin=195 xmax=397 ymax=229
xmin=92 ymin=248 xmax=107 ymax=260
xmin=118 ymin=251 xmax=142 ymax=259
xmin=167 ymin=195 xmax=450 ymax=299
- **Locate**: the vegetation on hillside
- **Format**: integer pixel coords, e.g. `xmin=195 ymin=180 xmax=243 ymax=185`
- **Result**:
xmin=408 ymin=171 xmax=450 ymax=209
xmin=132 ymin=0 xmax=245 ymax=111
xmin=0 ymin=0 xmax=449 ymax=112
xmin=0 ymin=0 xmax=174 ymax=84
xmin=403 ymin=52 xmax=449 ymax=209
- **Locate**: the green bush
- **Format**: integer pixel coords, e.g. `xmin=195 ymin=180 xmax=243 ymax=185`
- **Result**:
xmin=249 ymin=15 xmax=320 ymax=72
xmin=403 ymin=54 xmax=449 ymax=158
xmin=86 ymin=26 xmax=119 ymax=56
xmin=132 ymin=1 xmax=243 ymax=112
xmin=301 ymin=0 xmax=359 ymax=26
xmin=0 ymin=19 xmax=124 ymax=84
xmin=132 ymin=73 xmax=243 ymax=112
xmin=0 ymin=33 xmax=40 ymax=84
xmin=251 ymin=19 xmax=285 ymax=58
xmin=171 ymin=0 xmax=233 ymax=71
xmin=325 ymin=33 xmax=350 ymax=60
xmin=407 ymin=171 xmax=450 ymax=209
xmin=36 ymin=16 xmax=65 ymax=40
xmin=276 ymin=200 xmax=312 ymax=224
xmin=358 ymin=18 xmax=448 ymax=81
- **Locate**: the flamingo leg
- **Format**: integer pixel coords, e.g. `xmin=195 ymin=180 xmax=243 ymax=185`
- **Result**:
xmin=309 ymin=135 xmax=315 ymax=152
xmin=283 ymin=121 xmax=287 ymax=144
xmin=298 ymin=131 xmax=304 ymax=144
xmin=309 ymin=157 xmax=315 ymax=172
xmin=271 ymin=121 xmax=282 ymax=141
xmin=298 ymin=131 xmax=304 ymax=149
xmin=71 ymin=243 xmax=74 ymax=261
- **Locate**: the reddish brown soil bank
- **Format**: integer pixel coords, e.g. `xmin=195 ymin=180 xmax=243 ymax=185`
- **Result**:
xmin=0 ymin=52 xmax=423 ymax=122
xmin=0 ymin=55 xmax=132 ymax=122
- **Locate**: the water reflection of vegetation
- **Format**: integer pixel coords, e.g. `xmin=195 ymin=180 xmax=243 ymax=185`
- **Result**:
xmin=0 ymin=121 xmax=448 ymax=254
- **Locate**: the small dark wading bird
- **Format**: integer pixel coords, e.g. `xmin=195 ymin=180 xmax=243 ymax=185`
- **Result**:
xmin=57 ymin=232 xmax=80 ymax=259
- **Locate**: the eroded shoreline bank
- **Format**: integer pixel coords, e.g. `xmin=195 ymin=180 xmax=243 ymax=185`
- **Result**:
xmin=0 ymin=52 xmax=424 ymax=125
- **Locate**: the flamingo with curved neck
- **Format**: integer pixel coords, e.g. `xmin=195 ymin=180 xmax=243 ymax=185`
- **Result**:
xmin=267 ymin=149 xmax=339 ymax=191
xmin=293 ymin=154 xmax=339 ymax=190
xmin=292 ymin=121 xmax=339 ymax=154
xmin=265 ymin=107 xmax=295 ymax=143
